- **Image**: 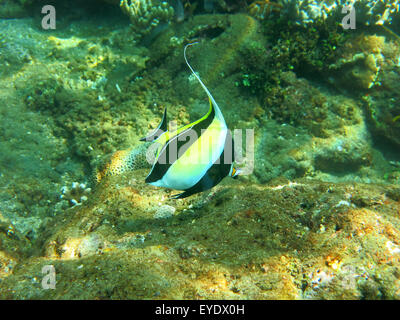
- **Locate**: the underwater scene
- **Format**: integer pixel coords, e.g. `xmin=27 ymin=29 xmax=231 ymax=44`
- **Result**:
xmin=0 ymin=0 xmax=400 ymax=300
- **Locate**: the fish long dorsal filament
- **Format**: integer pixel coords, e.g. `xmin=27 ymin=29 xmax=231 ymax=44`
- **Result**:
xmin=184 ymin=43 xmax=225 ymax=122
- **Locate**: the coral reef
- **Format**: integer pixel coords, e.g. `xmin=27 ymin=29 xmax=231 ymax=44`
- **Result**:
xmin=255 ymin=0 xmax=400 ymax=26
xmin=120 ymin=0 xmax=175 ymax=38
xmin=1 ymin=0 xmax=400 ymax=300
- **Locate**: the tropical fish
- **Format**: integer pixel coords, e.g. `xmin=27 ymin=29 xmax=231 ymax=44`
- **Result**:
xmin=141 ymin=42 xmax=240 ymax=199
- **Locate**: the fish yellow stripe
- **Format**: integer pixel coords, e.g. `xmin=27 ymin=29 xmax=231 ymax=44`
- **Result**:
xmin=158 ymin=118 xmax=227 ymax=190
xmin=153 ymin=98 xmax=214 ymax=160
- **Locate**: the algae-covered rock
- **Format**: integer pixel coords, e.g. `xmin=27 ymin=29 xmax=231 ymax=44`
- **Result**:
xmin=361 ymin=37 xmax=400 ymax=146
xmin=328 ymin=33 xmax=400 ymax=147
xmin=1 ymin=173 xmax=400 ymax=299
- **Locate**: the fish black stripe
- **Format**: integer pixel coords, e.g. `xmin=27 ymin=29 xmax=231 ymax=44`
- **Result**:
xmin=172 ymin=131 xmax=234 ymax=198
xmin=145 ymin=106 xmax=216 ymax=183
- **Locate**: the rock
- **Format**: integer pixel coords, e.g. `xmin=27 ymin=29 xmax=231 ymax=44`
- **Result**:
xmin=154 ymin=205 xmax=176 ymax=219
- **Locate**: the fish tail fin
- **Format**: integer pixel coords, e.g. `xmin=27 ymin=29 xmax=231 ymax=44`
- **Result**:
xmin=140 ymin=107 xmax=167 ymax=142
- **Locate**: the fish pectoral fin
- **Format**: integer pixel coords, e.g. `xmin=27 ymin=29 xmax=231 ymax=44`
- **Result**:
xmin=140 ymin=107 xmax=167 ymax=142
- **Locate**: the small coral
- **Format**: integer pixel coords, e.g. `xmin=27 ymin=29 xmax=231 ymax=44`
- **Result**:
xmin=59 ymin=182 xmax=92 ymax=208
xmin=120 ymin=0 xmax=175 ymax=38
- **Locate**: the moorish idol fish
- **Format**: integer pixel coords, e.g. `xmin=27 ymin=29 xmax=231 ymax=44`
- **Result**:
xmin=141 ymin=42 xmax=240 ymax=199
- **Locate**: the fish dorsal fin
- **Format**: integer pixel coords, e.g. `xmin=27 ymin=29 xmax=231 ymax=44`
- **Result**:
xmin=184 ymin=43 xmax=225 ymax=122
xmin=140 ymin=107 xmax=167 ymax=142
